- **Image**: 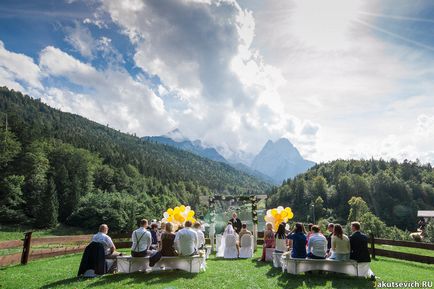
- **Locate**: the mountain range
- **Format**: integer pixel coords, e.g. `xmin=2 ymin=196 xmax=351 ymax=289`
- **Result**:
xmin=145 ymin=131 xmax=315 ymax=184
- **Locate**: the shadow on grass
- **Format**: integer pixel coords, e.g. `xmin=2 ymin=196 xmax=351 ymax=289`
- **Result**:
xmin=250 ymin=259 xmax=374 ymax=289
xmin=88 ymin=270 xmax=197 ymax=287
xmin=39 ymin=270 xmax=197 ymax=289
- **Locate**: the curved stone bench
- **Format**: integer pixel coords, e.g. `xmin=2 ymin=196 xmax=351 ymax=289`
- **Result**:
xmin=117 ymin=254 xmax=206 ymax=273
xmin=281 ymin=254 xmax=373 ymax=277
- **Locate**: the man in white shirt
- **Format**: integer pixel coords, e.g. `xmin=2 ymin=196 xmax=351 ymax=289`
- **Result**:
xmin=307 ymin=225 xmax=327 ymax=259
xmin=174 ymin=220 xmax=198 ymax=256
xmin=131 ymin=219 xmax=152 ymax=257
xmin=92 ymin=224 xmax=117 ymax=256
xmin=193 ymin=222 xmax=205 ymax=249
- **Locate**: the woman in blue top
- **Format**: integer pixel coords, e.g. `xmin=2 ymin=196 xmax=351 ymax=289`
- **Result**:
xmin=288 ymin=223 xmax=307 ymax=258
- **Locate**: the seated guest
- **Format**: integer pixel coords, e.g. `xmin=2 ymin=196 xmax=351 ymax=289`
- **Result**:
xmin=193 ymin=221 xmax=206 ymax=250
xmin=349 ymin=221 xmax=371 ymax=262
xmin=275 ymin=223 xmax=288 ymax=253
xmin=160 ymin=222 xmax=178 ymax=256
xmin=307 ymin=225 xmax=327 ymax=259
xmin=150 ymin=223 xmax=159 ymax=250
xmin=326 ymin=223 xmax=334 ymax=256
xmin=92 ymin=224 xmax=118 ymax=257
xmin=239 ymin=223 xmax=252 ymax=240
xmin=330 ymin=224 xmax=350 ymax=260
xmin=288 ymin=223 xmax=307 ymax=258
xmin=131 ymin=219 xmax=152 ymax=257
xmin=91 ymin=224 xmax=120 ymax=273
xmin=260 ymin=222 xmax=275 ymax=261
xmin=174 ymin=220 xmax=198 ymax=256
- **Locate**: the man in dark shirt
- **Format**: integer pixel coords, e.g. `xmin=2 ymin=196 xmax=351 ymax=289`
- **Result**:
xmin=229 ymin=212 xmax=242 ymax=233
xmin=349 ymin=221 xmax=371 ymax=262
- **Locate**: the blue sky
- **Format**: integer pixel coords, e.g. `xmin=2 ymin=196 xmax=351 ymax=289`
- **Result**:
xmin=0 ymin=0 xmax=433 ymax=164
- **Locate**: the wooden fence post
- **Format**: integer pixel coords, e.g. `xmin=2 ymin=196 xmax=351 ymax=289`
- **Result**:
xmin=370 ymin=233 xmax=376 ymax=259
xmin=21 ymin=232 xmax=32 ymax=265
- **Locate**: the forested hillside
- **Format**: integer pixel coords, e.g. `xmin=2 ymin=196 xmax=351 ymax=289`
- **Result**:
xmin=0 ymin=87 xmax=270 ymax=231
xmin=268 ymin=159 xmax=434 ymax=231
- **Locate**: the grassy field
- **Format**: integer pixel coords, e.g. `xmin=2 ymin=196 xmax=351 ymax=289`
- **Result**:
xmin=1 ymin=250 xmax=433 ymax=289
xmin=0 ymin=225 xmax=92 ymax=241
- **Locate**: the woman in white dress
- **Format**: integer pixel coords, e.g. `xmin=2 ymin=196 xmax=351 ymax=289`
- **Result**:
xmin=217 ymin=223 xmax=239 ymax=257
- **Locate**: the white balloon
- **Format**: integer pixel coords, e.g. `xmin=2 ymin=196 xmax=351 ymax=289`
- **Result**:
xmin=185 ymin=206 xmax=191 ymax=212
xmin=163 ymin=212 xmax=169 ymax=218
xmin=277 ymin=206 xmax=284 ymax=213
xmin=265 ymin=215 xmax=274 ymax=222
xmin=266 ymin=209 xmax=271 ymax=216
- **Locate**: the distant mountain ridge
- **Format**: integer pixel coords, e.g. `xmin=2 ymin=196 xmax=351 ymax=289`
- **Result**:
xmin=144 ymin=131 xmax=227 ymax=163
xmin=145 ymin=131 xmax=315 ymax=184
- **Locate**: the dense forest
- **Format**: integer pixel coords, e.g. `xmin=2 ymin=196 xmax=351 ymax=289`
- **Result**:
xmin=268 ymin=159 xmax=434 ymax=232
xmin=0 ymin=87 xmax=270 ymax=231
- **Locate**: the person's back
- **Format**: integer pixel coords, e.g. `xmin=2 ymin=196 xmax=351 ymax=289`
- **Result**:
xmin=175 ymin=221 xmax=198 ymax=256
xmin=193 ymin=222 xmax=205 ymax=250
xmin=239 ymin=223 xmax=252 ymax=240
xmin=92 ymin=224 xmax=115 ymax=256
xmin=307 ymin=225 xmax=327 ymax=259
xmin=349 ymin=222 xmax=371 ymax=262
xmin=330 ymin=224 xmax=350 ymax=260
xmin=275 ymin=237 xmax=288 ymax=253
xmin=289 ymin=232 xmax=306 ymax=258
xmin=131 ymin=219 xmax=152 ymax=257
xmin=332 ymin=235 xmax=350 ymax=253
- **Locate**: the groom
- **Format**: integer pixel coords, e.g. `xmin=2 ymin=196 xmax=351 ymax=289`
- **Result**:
xmin=229 ymin=212 xmax=242 ymax=233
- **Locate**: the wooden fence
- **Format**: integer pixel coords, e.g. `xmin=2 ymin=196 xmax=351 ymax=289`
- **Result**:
xmin=369 ymin=234 xmax=434 ymax=264
xmin=1 ymin=232 xmax=433 ymax=267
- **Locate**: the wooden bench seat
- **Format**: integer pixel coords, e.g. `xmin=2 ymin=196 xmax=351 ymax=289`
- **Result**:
xmin=117 ymin=255 xmax=206 ymax=273
xmin=281 ymin=254 xmax=373 ymax=277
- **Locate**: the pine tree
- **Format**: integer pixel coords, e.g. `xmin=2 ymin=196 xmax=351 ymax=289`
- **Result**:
xmin=35 ymin=177 xmax=58 ymax=228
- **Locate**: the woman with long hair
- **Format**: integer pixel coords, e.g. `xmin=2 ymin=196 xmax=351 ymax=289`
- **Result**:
xmin=260 ymin=222 xmax=275 ymax=261
xmin=160 ymin=222 xmax=178 ymax=256
xmin=329 ymin=224 xmax=350 ymax=260
xmin=288 ymin=222 xmax=307 ymax=258
xmin=274 ymin=223 xmax=288 ymax=253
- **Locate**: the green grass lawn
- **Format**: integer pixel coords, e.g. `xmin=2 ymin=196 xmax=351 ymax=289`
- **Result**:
xmin=0 ymin=225 xmax=92 ymax=241
xmin=1 ymin=251 xmax=433 ymax=289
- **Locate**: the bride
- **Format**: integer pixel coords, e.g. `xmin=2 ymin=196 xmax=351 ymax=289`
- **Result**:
xmin=217 ymin=223 xmax=239 ymax=257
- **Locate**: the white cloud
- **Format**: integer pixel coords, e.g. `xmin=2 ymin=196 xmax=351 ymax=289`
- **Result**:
xmin=0 ymin=41 xmax=42 ymax=91
xmin=39 ymin=46 xmax=175 ymax=135
xmin=64 ymin=22 xmax=96 ymax=58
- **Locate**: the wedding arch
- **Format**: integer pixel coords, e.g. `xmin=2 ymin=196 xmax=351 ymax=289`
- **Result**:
xmin=200 ymin=194 xmax=268 ymax=251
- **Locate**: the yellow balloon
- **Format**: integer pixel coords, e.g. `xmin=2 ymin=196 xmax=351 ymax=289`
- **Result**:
xmin=288 ymin=211 xmax=294 ymax=219
xmin=167 ymin=208 xmax=174 ymax=215
xmin=281 ymin=211 xmax=288 ymax=218
xmin=167 ymin=216 xmax=173 ymax=222
xmin=188 ymin=211 xmax=195 ymax=218
xmin=285 ymin=207 xmax=292 ymax=213
xmin=174 ymin=207 xmax=180 ymax=214
xmin=271 ymin=209 xmax=278 ymax=216
xmin=191 ymin=218 xmax=196 ymax=223
xmin=180 ymin=205 xmax=186 ymax=212
xmin=180 ymin=216 xmax=186 ymax=223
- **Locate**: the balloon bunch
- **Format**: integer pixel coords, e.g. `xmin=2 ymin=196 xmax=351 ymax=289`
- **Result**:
xmin=264 ymin=206 xmax=294 ymax=230
xmin=162 ymin=205 xmax=196 ymax=226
